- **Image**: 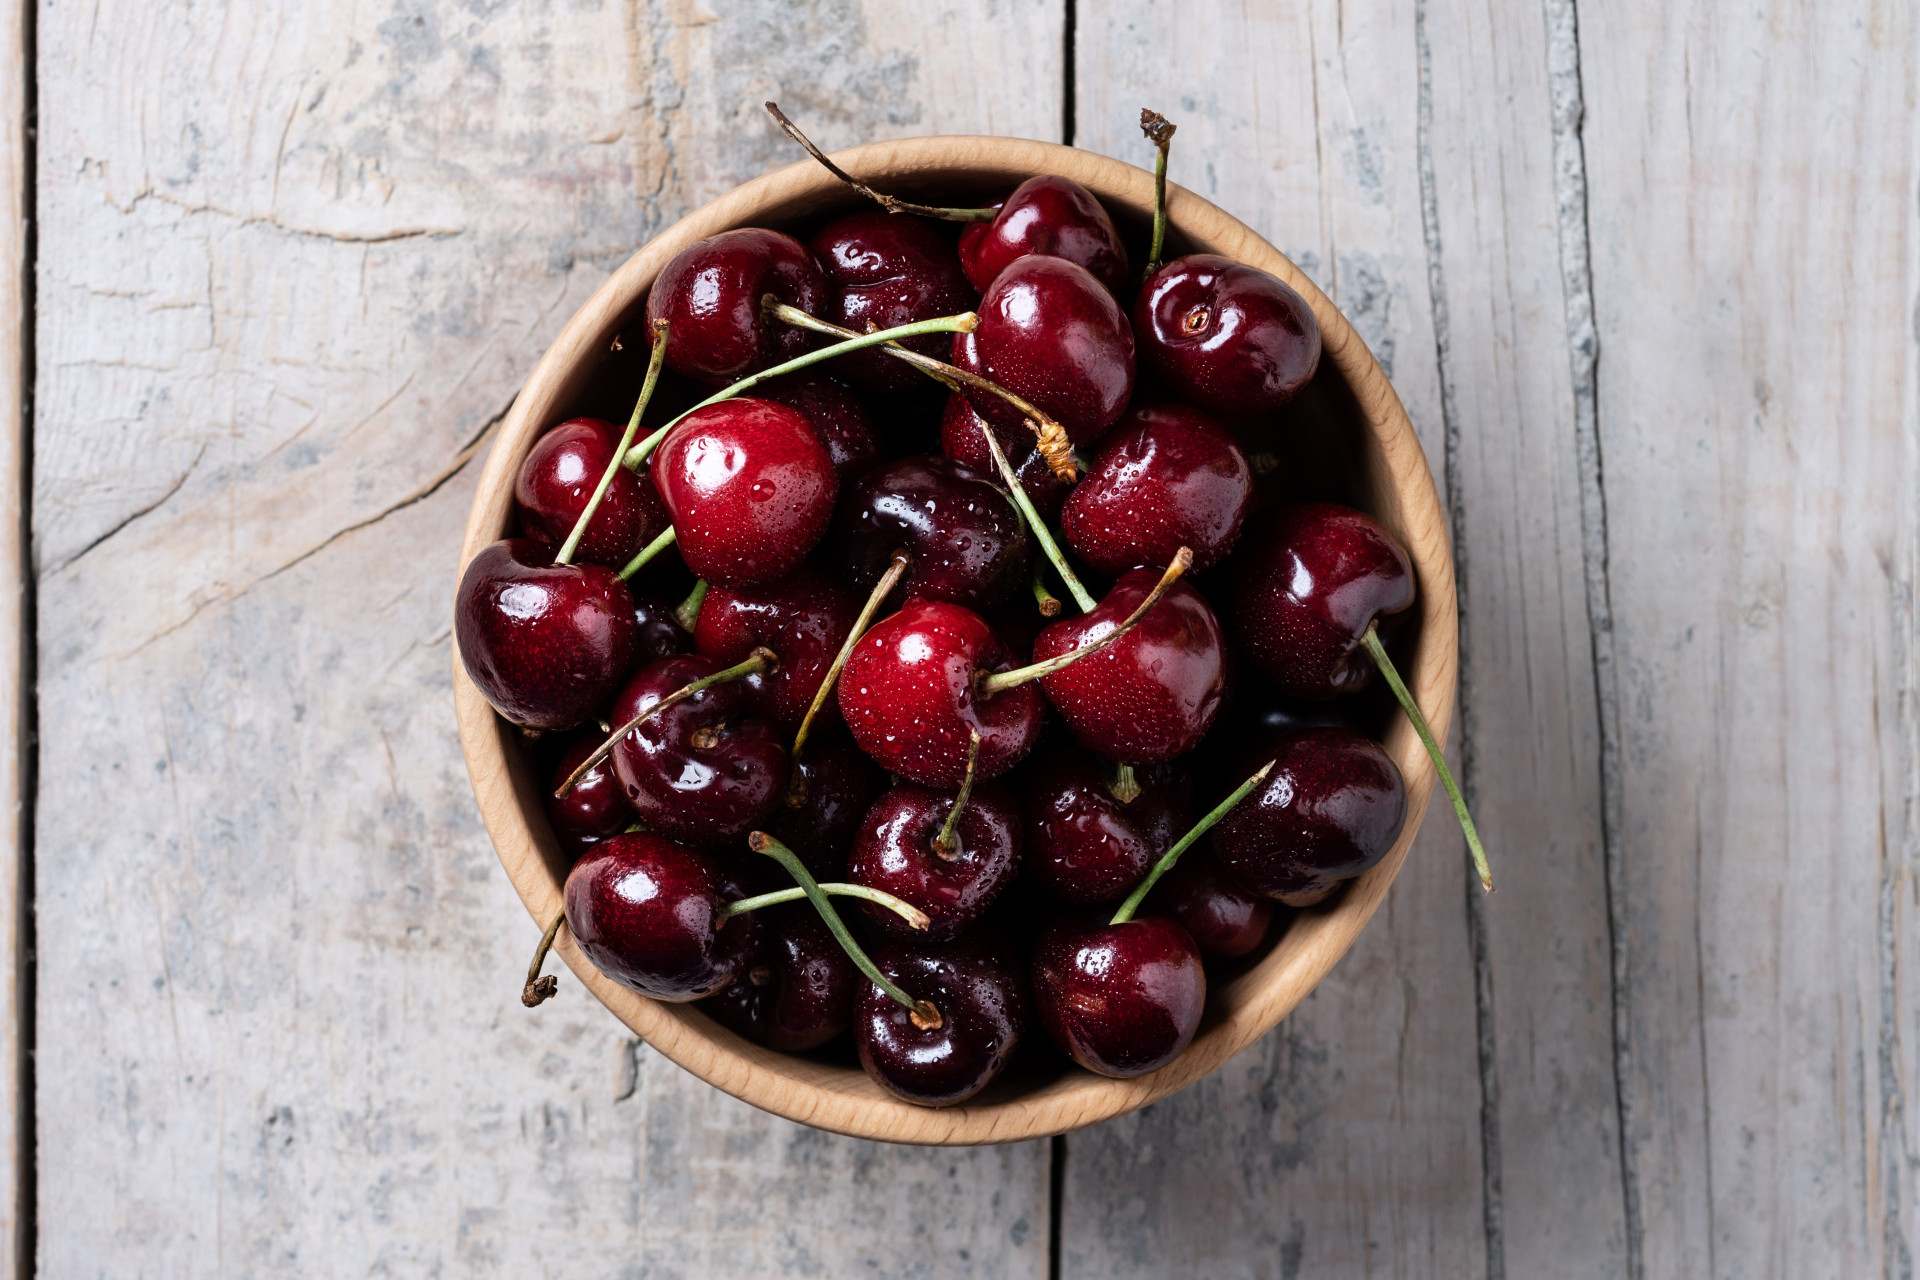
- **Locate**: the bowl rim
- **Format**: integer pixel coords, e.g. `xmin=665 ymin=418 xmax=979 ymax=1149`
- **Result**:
xmin=453 ymin=134 xmax=1458 ymax=1146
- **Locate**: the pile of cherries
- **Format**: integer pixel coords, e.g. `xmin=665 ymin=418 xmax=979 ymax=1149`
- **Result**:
xmin=457 ymin=107 xmax=1489 ymax=1109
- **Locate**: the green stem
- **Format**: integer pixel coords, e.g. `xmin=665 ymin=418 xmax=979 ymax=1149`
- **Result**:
xmin=719 ymin=882 xmax=930 ymax=932
xmin=931 ymin=732 xmax=981 ymax=859
xmin=674 ymin=579 xmax=709 ymax=633
xmin=621 ymin=311 xmax=980 ymax=469
xmin=791 ymin=549 xmax=910 ymax=761
xmin=617 ymin=525 xmax=678 ymax=580
xmin=1029 ymin=562 xmax=1062 ymax=618
xmin=555 ymin=646 xmax=779 ymax=798
xmin=522 ymin=911 xmax=566 ymax=1008
xmin=979 ymin=549 xmax=1191 ymax=696
xmin=749 ymin=832 xmax=941 ymax=1025
xmin=1111 ymin=760 xmax=1273 ymax=926
xmin=1140 ymin=109 xmax=1177 ymax=276
xmin=557 ymin=319 xmax=669 ymax=564
xmin=978 ymin=422 xmax=1096 ymax=612
xmin=1361 ymin=623 xmax=1493 ymax=892
xmin=764 ymin=102 xmax=999 ymax=222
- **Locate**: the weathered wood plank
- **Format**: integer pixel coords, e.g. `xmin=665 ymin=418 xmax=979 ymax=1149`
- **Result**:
xmin=1575 ymin=2 xmax=1920 ymax=1275
xmin=0 ymin=0 xmax=23 ymax=1275
xmin=32 ymin=1 xmax=1061 ymax=1274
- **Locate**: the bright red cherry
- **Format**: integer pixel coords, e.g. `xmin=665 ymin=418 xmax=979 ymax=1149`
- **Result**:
xmin=807 ymin=210 xmax=977 ymax=394
xmin=455 ymin=538 xmax=638 ymax=732
xmin=834 ymin=455 xmax=1030 ymax=611
xmin=702 ymin=904 xmax=857 ymax=1051
xmin=564 ymin=833 xmax=757 ymax=1001
xmin=1147 ymin=851 xmax=1273 ymax=958
xmin=754 ymin=371 xmax=883 ymax=481
xmin=1060 ymin=401 xmax=1252 ymax=575
xmin=1134 ymin=254 xmax=1321 ymax=419
xmin=692 ymin=566 xmax=858 ymax=734
xmin=855 ymin=930 xmax=1028 ymax=1107
xmin=644 ymin=228 xmax=827 ymax=386
xmin=1211 ymin=728 xmax=1407 ymax=906
xmin=1022 ymin=748 xmax=1193 ymax=904
xmin=546 ymin=732 xmax=638 ymax=855
xmin=514 ymin=418 xmax=672 ymax=570
xmin=951 ymin=256 xmax=1135 ymax=447
xmin=1031 ymin=913 xmax=1205 ymax=1078
xmin=767 ymin=731 xmax=885 ymax=881
xmin=957 ymin=175 xmax=1129 ymax=297
xmin=651 ymin=398 xmax=839 ymax=588
xmin=1227 ymin=502 xmax=1414 ymax=699
xmin=838 ymin=600 xmax=1043 ymax=787
xmin=608 ymin=654 xmax=788 ymax=846
xmin=846 ymin=780 xmax=1021 ymax=940
xmin=939 ymin=392 xmax=1069 ymax=521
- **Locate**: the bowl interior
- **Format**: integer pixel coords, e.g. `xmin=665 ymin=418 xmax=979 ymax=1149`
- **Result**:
xmin=453 ymin=136 xmax=1457 ymax=1145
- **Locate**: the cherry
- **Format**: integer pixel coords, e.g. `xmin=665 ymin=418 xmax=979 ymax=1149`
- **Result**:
xmin=644 ymin=228 xmax=827 ymax=386
xmin=846 ymin=771 xmax=1021 ymax=941
xmin=563 ymin=833 xmax=758 ymax=1001
xmin=1147 ymin=852 xmax=1273 ymax=958
xmin=1023 ymin=748 xmax=1193 ymax=904
xmin=651 ymin=398 xmax=839 ymax=588
xmin=951 ymin=255 xmax=1135 ymax=448
xmin=1211 ymin=728 xmax=1406 ymax=906
xmin=767 ymin=730 xmax=885 ymax=880
xmin=957 ymin=175 xmax=1129 ymax=297
xmin=754 ymin=371 xmax=883 ymax=481
xmin=628 ymin=586 xmax=695 ymax=665
xmin=807 ymin=211 xmax=978 ymax=394
xmin=939 ymin=392 xmax=1069 ymax=522
xmin=1030 ymin=913 xmax=1204 ymax=1079
xmin=834 ymin=455 xmax=1030 ymax=611
xmin=854 ymin=930 xmax=1028 ymax=1107
xmin=515 ymin=418 xmax=672 ymax=570
xmin=1134 ymin=254 xmax=1321 ymax=419
xmin=455 ymin=538 xmax=638 ymax=732
xmin=692 ymin=566 xmax=859 ymax=734
xmin=546 ymin=732 xmax=638 ymax=855
xmin=702 ymin=904 xmax=858 ymax=1052
xmin=608 ymin=653 xmax=788 ymax=846
xmin=1030 ymin=565 xmax=1225 ymax=763
xmin=1060 ymin=400 xmax=1252 ymax=575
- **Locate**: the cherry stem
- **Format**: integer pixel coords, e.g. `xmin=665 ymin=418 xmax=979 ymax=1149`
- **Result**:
xmin=1029 ymin=562 xmax=1062 ymax=617
xmin=764 ymin=102 xmax=998 ymax=222
xmin=1108 ymin=763 xmax=1141 ymax=805
xmin=1140 ymin=109 xmax=1177 ymax=276
xmin=720 ymin=882 xmax=930 ymax=932
xmin=977 ymin=421 xmax=1095 ymax=611
xmin=554 ymin=646 xmax=780 ymax=798
xmin=557 ymin=319 xmax=669 ymax=565
xmin=932 ymin=731 xmax=981 ymax=860
xmin=617 ymin=525 xmax=677 ymax=580
xmin=749 ymin=831 xmax=941 ymax=1025
xmin=675 ymin=579 xmax=708 ymax=633
xmin=522 ymin=910 xmax=566 ymax=1007
xmin=1111 ymin=759 xmax=1273 ymax=926
xmin=769 ymin=302 xmax=1080 ymax=482
xmin=1361 ymin=622 xmax=1493 ymax=892
xmin=979 ymin=548 xmax=1192 ymax=696
xmin=791 ymin=548 xmax=911 ymax=761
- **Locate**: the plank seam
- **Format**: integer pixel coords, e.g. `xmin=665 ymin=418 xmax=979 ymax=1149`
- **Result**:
xmin=15 ymin=0 xmax=34 ymax=1268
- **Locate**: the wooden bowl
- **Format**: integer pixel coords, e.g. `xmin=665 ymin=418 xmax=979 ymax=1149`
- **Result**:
xmin=453 ymin=136 xmax=1456 ymax=1145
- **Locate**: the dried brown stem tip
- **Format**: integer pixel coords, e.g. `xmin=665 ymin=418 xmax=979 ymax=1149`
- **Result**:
xmin=522 ymin=911 xmax=566 ymax=1008
xmin=763 ymin=102 xmax=997 ymax=222
xmin=1140 ymin=108 xmax=1177 ymax=149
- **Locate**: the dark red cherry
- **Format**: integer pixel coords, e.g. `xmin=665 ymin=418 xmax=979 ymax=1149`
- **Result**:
xmin=768 ymin=731 xmax=886 ymax=881
xmin=951 ymin=256 xmax=1135 ymax=446
xmin=1031 ymin=913 xmax=1205 ymax=1078
xmin=628 ymin=586 xmax=695 ymax=665
xmin=702 ymin=904 xmax=857 ymax=1051
xmin=834 ymin=455 xmax=1030 ymax=611
xmin=644 ymin=228 xmax=827 ymax=386
xmin=1031 ymin=570 xmax=1226 ymax=762
xmin=546 ymin=732 xmax=638 ymax=855
xmin=651 ymin=398 xmax=839 ymax=588
xmin=807 ymin=210 xmax=977 ymax=394
xmin=1061 ymin=401 xmax=1252 ymax=575
xmin=846 ymin=780 xmax=1021 ymax=940
xmin=564 ymin=833 xmax=756 ymax=1001
xmin=1147 ymin=851 xmax=1273 ymax=958
xmin=455 ymin=538 xmax=639 ymax=731
xmin=1228 ymin=502 xmax=1415 ymax=699
xmin=608 ymin=654 xmax=788 ymax=846
xmin=855 ymin=930 xmax=1028 ymax=1107
xmin=838 ymin=600 xmax=1043 ymax=787
xmin=1022 ymin=748 xmax=1193 ymax=904
xmin=939 ymin=392 xmax=1070 ymax=521
xmin=754 ymin=371 xmax=883 ymax=481
xmin=692 ymin=566 xmax=858 ymax=734
xmin=957 ymin=175 xmax=1129 ymax=297
xmin=1134 ymin=254 xmax=1322 ymax=418
xmin=514 ymin=418 xmax=673 ymax=569
xmin=1212 ymin=728 xmax=1407 ymax=905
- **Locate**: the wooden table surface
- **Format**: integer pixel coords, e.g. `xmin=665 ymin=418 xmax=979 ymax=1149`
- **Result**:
xmin=12 ymin=0 xmax=1915 ymax=1275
